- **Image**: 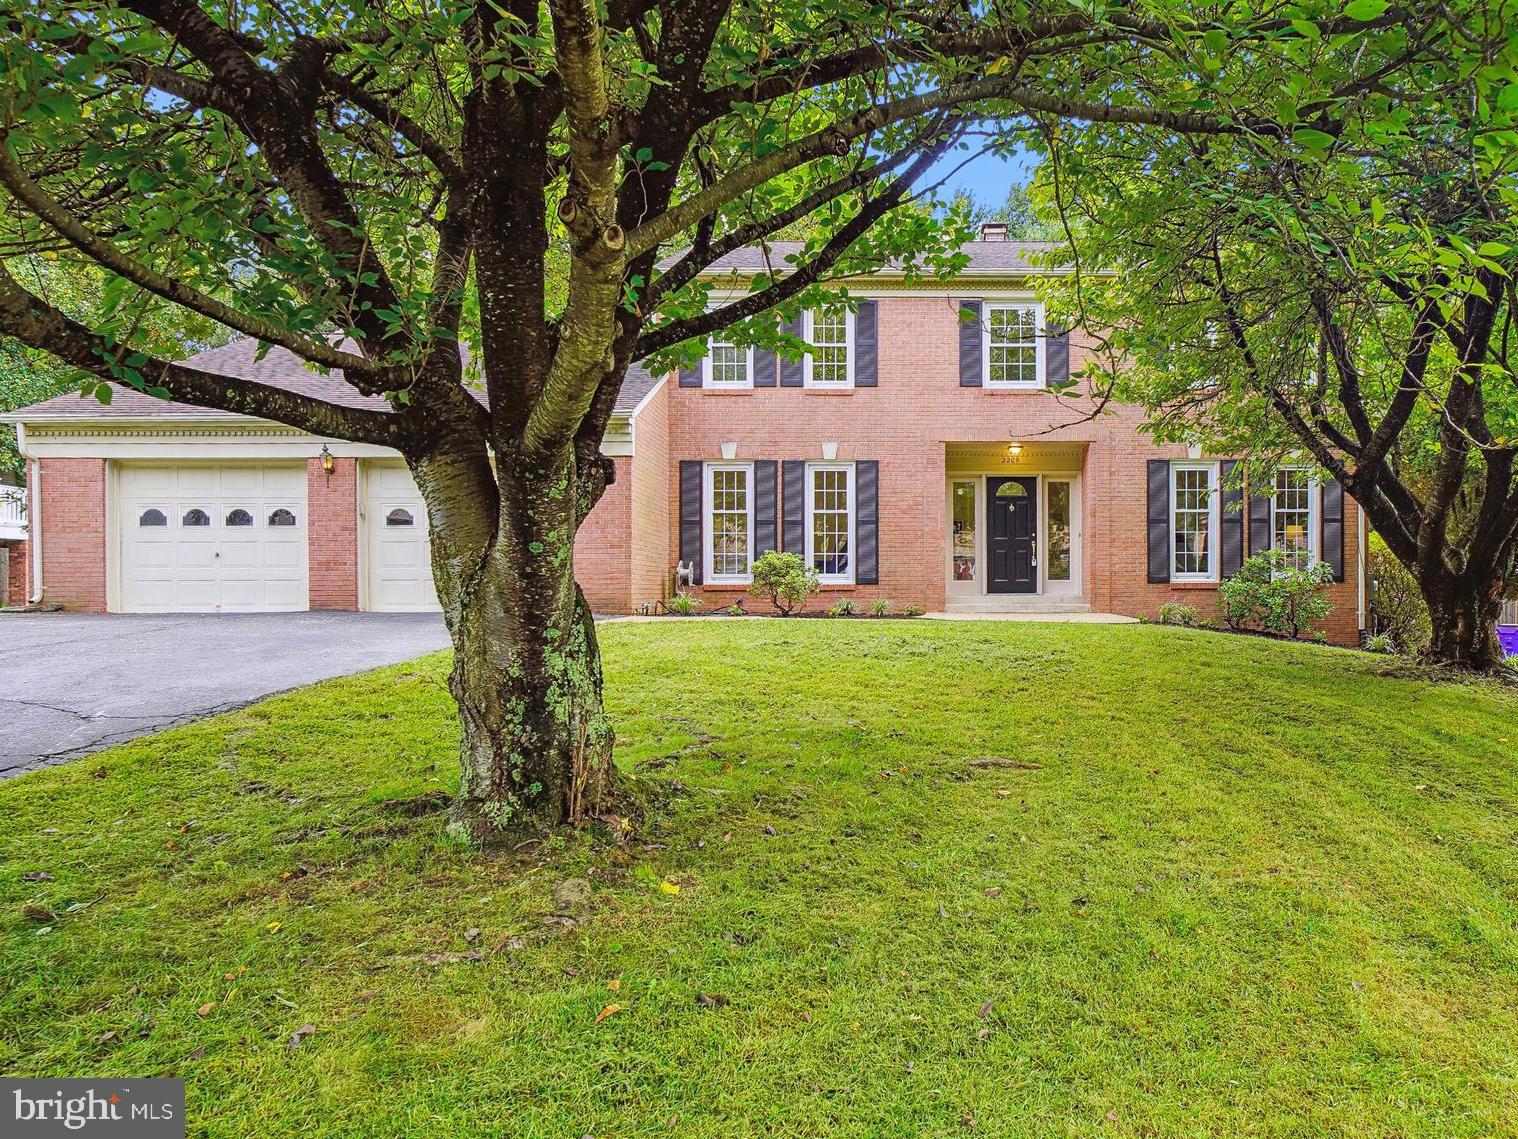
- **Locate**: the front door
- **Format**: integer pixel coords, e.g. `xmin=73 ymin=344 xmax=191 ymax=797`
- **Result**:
xmin=987 ymin=476 xmax=1037 ymax=593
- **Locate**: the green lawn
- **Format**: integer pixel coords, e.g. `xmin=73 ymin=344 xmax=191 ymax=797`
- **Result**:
xmin=3 ymin=621 xmax=1518 ymax=1137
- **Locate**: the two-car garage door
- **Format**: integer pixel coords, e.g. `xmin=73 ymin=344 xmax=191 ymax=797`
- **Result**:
xmin=118 ymin=464 xmax=308 ymax=612
xmin=114 ymin=461 xmax=440 ymax=613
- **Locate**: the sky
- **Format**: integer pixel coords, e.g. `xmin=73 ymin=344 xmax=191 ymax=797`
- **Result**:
xmin=927 ymin=144 xmax=1038 ymax=209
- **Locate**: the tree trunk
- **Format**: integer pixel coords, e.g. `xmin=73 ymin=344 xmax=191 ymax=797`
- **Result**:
xmin=414 ymin=447 xmax=616 ymax=842
xmin=1421 ymin=575 xmax=1504 ymax=670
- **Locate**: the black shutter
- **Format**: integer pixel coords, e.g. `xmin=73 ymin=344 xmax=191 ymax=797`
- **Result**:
xmin=855 ymin=460 xmax=879 ymax=585
xmin=1220 ymin=458 xmax=1243 ymax=577
xmin=1249 ymin=473 xmax=1272 ymax=556
xmin=755 ymin=460 xmax=778 ymax=556
xmin=1046 ymin=325 xmax=1070 ymax=386
xmin=782 ymin=460 xmax=806 ymax=555
xmin=959 ymin=300 xmax=983 ymax=387
xmin=754 ymin=345 xmax=777 ymax=388
xmin=678 ymin=344 xmax=703 ymax=387
xmin=1147 ymin=459 xmax=1171 ymax=583
xmin=855 ymin=301 xmax=878 ymax=387
xmin=1322 ymin=477 xmax=1345 ymax=582
xmin=780 ymin=315 xmax=805 ymax=387
xmin=679 ymin=460 xmax=703 ymax=584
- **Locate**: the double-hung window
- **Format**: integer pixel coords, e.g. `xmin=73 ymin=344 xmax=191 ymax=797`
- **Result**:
xmin=704 ymin=331 xmax=752 ymax=389
xmin=806 ymin=463 xmax=854 ymax=583
xmin=1171 ymin=462 xmax=1219 ymax=581
xmin=705 ymin=463 xmax=754 ymax=583
xmin=1272 ymin=468 xmax=1317 ymax=568
xmin=985 ymin=304 xmax=1043 ymax=388
xmin=805 ymin=309 xmax=852 ymax=388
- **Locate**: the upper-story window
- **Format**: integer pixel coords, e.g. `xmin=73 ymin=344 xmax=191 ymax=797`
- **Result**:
xmin=1272 ymin=468 xmax=1317 ymax=568
xmin=1171 ymin=462 xmax=1218 ymax=581
xmin=805 ymin=309 xmax=853 ymax=388
xmin=704 ymin=331 xmax=752 ymax=389
xmin=985 ymin=304 xmax=1043 ymax=388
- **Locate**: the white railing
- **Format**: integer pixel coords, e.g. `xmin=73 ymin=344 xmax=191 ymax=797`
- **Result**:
xmin=0 ymin=485 xmax=25 ymax=530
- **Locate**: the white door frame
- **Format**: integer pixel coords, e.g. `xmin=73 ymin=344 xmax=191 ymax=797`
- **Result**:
xmin=944 ymin=470 xmax=1082 ymax=598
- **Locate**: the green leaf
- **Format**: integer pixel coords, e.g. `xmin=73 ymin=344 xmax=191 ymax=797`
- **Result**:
xmin=1343 ymin=0 xmax=1389 ymax=20
xmin=1292 ymin=128 xmax=1336 ymax=152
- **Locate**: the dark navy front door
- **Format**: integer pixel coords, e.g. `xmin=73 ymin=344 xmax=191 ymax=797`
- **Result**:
xmin=987 ymin=476 xmax=1037 ymax=593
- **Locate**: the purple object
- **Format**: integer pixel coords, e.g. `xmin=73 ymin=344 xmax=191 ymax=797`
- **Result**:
xmin=1499 ymin=626 xmax=1518 ymax=657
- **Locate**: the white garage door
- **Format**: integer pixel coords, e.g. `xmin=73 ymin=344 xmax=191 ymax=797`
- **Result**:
xmin=365 ymin=462 xmax=439 ymax=611
xmin=118 ymin=464 xmax=308 ymax=612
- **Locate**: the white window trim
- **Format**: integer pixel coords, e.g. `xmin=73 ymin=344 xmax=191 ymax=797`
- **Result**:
xmin=1270 ymin=466 xmax=1319 ymax=563
xmin=982 ymin=302 xmax=1046 ymax=390
xmin=804 ymin=461 xmax=856 ymax=585
xmin=802 ymin=309 xmax=855 ymax=389
xmin=703 ymin=461 xmax=755 ymax=584
xmin=1170 ymin=461 xmax=1220 ymax=582
xmin=702 ymin=334 xmax=754 ymax=390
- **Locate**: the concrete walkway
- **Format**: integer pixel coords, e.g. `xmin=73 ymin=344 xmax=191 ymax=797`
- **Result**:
xmin=0 ymin=611 xmax=449 ymax=777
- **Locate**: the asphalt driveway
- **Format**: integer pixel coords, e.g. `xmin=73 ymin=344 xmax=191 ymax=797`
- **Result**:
xmin=0 ymin=611 xmax=450 ymax=777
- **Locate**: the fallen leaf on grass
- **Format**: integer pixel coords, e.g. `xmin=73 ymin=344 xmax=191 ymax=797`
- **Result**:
xmin=265 ymin=922 xmax=282 ymax=933
xmin=492 ymin=934 xmax=526 ymax=953
xmin=196 ymin=1003 xmax=215 ymax=1018
xmin=21 ymin=871 xmax=54 ymax=882
xmin=659 ymin=880 xmax=681 ymax=895
xmin=984 ymin=887 xmax=1002 ymax=899
xmin=607 ymin=979 xmax=621 ymax=992
xmin=977 ymin=1000 xmax=994 ymax=1019
xmin=22 ymin=903 xmax=56 ymax=923
xmin=595 ymin=1003 xmax=624 ymax=1024
xmin=463 ymin=927 xmax=481 ymax=943
xmin=695 ymin=993 xmax=728 ymax=1008
xmin=288 ymin=1023 xmax=316 ymax=1049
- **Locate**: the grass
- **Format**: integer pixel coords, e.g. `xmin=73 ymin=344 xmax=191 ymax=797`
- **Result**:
xmin=3 ymin=620 xmax=1518 ymax=1137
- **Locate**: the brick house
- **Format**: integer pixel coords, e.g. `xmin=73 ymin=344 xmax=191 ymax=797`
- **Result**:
xmin=0 ymin=237 xmax=1367 ymax=643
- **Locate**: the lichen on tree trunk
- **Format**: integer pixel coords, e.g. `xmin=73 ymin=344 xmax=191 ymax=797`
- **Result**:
xmin=1422 ymin=577 xmax=1504 ymax=671
xmin=413 ymin=447 xmax=616 ymax=842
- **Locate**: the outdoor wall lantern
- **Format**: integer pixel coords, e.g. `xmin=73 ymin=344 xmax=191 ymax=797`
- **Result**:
xmin=319 ymin=444 xmax=335 ymax=474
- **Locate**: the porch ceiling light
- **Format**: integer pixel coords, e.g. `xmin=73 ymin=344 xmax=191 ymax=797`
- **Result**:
xmin=1006 ymin=442 xmax=1024 ymax=457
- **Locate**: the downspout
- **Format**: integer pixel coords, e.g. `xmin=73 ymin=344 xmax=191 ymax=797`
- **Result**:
xmin=22 ymin=424 xmax=42 ymax=604
xmin=1356 ymin=497 xmax=1367 ymax=633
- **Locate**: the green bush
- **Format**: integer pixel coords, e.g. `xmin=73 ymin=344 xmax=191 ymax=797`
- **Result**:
xmin=1157 ymin=601 xmax=1202 ymax=627
xmin=828 ymin=599 xmax=859 ymax=617
xmin=1367 ymin=534 xmax=1431 ymax=654
xmin=667 ymin=592 xmax=704 ymax=616
xmin=1365 ymin=632 xmax=1396 ymax=654
xmin=1218 ymin=549 xmax=1334 ymax=638
xmin=903 ymin=604 xmax=924 ymax=617
xmin=727 ymin=602 xmax=745 ymax=616
xmin=868 ymin=599 xmax=894 ymax=617
xmin=747 ymin=550 xmax=820 ymax=616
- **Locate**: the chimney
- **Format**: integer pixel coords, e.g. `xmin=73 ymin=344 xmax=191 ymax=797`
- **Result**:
xmin=979 ymin=222 xmax=1008 ymax=242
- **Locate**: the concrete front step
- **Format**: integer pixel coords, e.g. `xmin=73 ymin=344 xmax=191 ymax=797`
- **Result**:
xmin=945 ymin=596 xmax=1092 ymax=615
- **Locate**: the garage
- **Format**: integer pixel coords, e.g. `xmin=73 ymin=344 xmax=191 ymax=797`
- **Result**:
xmin=117 ymin=464 xmax=308 ymax=612
xmin=364 ymin=461 xmax=439 ymax=611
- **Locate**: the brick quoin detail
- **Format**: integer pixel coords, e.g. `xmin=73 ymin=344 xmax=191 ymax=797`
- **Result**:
xmin=39 ymin=457 xmax=107 ymax=612
xmin=308 ymin=456 xmax=359 ymax=611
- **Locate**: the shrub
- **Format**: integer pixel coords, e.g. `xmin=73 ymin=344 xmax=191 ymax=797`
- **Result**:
xmin=727 ymin=602 xmax=745 ymax=617
xmin=747 ymin=550 xmax=820 ymax=616
xmin=667 ymin=592 xmax=703 ymax=616
xmin=1365 ymin=632 xmax=1396 ymax=654
xmin=868 ymin=599 xmax=894 ymax=617
xmin=903 ymin=604 xmax=924 ymax=617
xmin=1367 ymin=534 xmax=1431 ymax=654
xmin=1157 ymin=601 xmax=1201 ymax=627
xmin=828 ymin=599 xmax=858 ymax=617
xmin=1215 ymin=549 xmax=1334 ymax=638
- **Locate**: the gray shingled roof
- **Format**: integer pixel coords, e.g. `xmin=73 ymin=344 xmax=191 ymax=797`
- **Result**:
xmin=662 ymin=238 xmax=1067 ymax=274
xmin=9 ymin=339 xmax=664 ymax=421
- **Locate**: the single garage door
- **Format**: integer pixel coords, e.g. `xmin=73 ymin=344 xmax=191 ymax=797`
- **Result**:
xmin=364 ymin=462 xmax=439 ymax=611
xmin=118 ymin=464 xmax=308 ymax=612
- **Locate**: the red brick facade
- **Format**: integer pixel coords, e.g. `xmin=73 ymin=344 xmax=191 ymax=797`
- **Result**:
xmin=10 ymin=295 xmax=1364 ymax=642
xmin=307 ymin=455 xmax=359 ymax=611
xmin=37 ymin=457 xmax=108 ymax=612
xmin=4 ymin=540 xmax=26 ymax=607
